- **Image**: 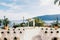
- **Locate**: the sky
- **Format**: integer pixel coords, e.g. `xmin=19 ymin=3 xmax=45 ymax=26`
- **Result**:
xmin=0 ymin=0 xmax=60 ymax=20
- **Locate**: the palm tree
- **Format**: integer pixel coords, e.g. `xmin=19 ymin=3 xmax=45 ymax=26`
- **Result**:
xmin=3 ymin=16 xmax=10 ymax=30
xmin=3 ymin=18 xmax=10 ymax=26
xmin=26 ymin=18 xmax=44 ymax=27
xmin=34 ymin=17 xmax=44 ymax=26
xmin=54 ymin=0 xmax=60 ymax=5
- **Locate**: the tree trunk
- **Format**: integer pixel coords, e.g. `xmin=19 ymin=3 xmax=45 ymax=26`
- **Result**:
xmin=4 ymin=25 xmax=9 ymax=30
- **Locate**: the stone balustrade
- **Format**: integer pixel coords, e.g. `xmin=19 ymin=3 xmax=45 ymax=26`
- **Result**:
xmin=0 ymin=27 xmax=59 ymax=40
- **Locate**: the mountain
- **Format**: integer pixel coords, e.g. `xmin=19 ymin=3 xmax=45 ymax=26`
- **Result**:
xmin=37 ymin=14 xmax=60 ymax=21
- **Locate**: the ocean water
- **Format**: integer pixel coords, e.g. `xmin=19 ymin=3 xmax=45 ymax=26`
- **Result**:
xmin=44 ymin=20 xmax=56 ymax=23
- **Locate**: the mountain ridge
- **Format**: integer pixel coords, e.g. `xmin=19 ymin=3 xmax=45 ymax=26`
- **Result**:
xmin=37 ymin=14 xmax=60 ymax=21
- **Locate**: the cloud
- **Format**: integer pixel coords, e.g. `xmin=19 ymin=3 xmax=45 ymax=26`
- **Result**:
xmin=39 ymin=0 xmax=60 ymax=15
xmin=0 ymin=10 xmax=37 ymax=20
xmin=0 ymin=0 xmax=40 ymax=20
xmin=0 ymin=10 xmax=29 ymax=20
xmin=1 ymin=0 xmax=60 ymax=20
xmin=0 ymin=2 xmax=22 ymax=10
xmin=0 ymin=2 xmax=24 ymax=13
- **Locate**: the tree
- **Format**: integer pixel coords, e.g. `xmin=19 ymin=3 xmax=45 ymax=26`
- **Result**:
xmin=56 ymin=16 xmax=58 ymax=25
xmin=26 ymin=17 xmax=44 ymax=27
xmin=0 ymin=19 xmax=2 ymax=26
xmin=34 ymin=17 xmax=45 ymax=26
xmin=20 ymin=23 xmax=25 ymax=27
xmin=3 ymin=16 xmax=10 ymax=27
xmin=13 ymin=23 xmax=20 ymax=28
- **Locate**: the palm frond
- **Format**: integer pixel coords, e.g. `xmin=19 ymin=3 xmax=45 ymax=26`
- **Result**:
xmin=54 ymin=0 xmax=58 ymax=4
xmin=59 ymin=1 xmax=60 ymax=5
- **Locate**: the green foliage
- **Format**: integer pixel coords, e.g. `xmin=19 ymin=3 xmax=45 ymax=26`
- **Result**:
xmin=0 ymin=19 xmax=2 ymax=26
xmin=13 ymin=22 xmax=26 ymax=28
xmin=34 ymin=17 xmax=44 ymax=26
xmin=13 ymin=24 xmax=20 ymax=28
xmin=54 ymin=0 xmax=60 ymax=5
xmin=54 ymin=0 xmax=58 ymax=4
xmin=26 ymin=17 xmax=45 ymax=27
xmin=29 ymin=21 xmax=33 ymax=26
xmin=3 ymin=18 xmax=10 ymax=26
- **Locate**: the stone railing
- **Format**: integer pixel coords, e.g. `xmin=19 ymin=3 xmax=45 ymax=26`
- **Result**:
xmin=0 ymin=27 xmax=60 ymax=40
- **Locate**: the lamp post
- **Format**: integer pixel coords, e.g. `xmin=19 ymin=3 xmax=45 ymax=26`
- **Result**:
xmin=22 ymin=16 xmax=25 ymax=27
xmin=23 ymin=16 xmax=24 ymax=23
xmin=4 ymin=16 xmax=5 ymax=19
